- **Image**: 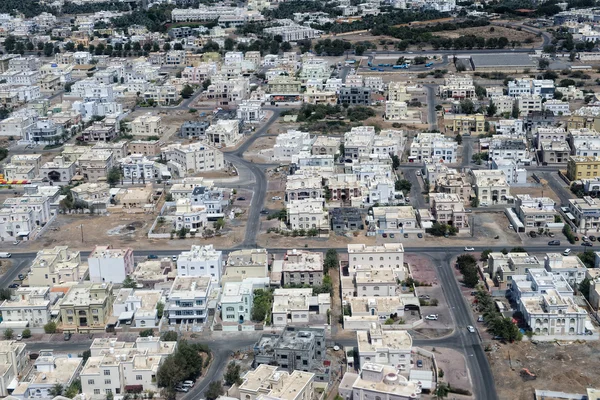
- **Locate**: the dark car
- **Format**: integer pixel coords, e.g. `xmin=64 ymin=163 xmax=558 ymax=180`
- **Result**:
xmin=404 ymin=233 xmax=409 ymax=238
xmin=417 ymin=233 xmax=423 ymax=238
xmin=416 ymin=360 xmax=423 ymax=368
xmin=64 ymin=332 xmax=71 ymax=341
xmin=8 ymin=283 xmax=19 ymax=289
xmin=260 ymin=209 xmax=269 ymax=215
xmin=237 ymin=197 xmax=246 ymax=201
xmin=582 ymin=242 xmax=593 ymax=247
xmin=548 ymin=240 xmax=561 ymax=246
xmin=382 ymin=233 xmax=388 ymax=238
xmin=147 ymin=255 xmax=158 ymax=259
xmin=18 ymin=274 xmax=25 ymax=280
xmin=591 ymin=235 xmax=597 ymax=242
xmin=575 ymin=236 xmax=580 ymax=241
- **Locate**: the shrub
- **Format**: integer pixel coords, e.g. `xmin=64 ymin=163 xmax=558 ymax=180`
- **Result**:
xmin=44 ymin=322 xmax=57 ymax=334
xmin=22 ymin=328 xmax=31 ymax=338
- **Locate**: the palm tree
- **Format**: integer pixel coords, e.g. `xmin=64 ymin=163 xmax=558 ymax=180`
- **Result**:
xmin=435 ymin=383 xmax=449 ymax=399
xmin=48 ymin=383 xmax=64 ymax=397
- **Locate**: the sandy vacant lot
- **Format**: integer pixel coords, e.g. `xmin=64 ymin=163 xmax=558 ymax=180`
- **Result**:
xmin=489 ymin=340 xmax=600 ymax=400
xmin=436 ymin=25 xmax=540 ymax=47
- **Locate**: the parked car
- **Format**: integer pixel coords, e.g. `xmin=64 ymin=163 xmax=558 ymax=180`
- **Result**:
xmin=237 ymin=197 xmax=246 ymax=201
xmin=175 ymin=386 xmax=189 ymax=393
xmin=418 ymin=295 xmax=430 ymax=299
xmin=12 ymin=240 xmax=20 ymax=245
xmin=18 ymin=274 xmax=25 ymax=280
xmin=416 ymin=171 xmax=421 ymax=176
xmin=172 ymin=255 xmax=178 ymax=262
xmin=260 ymin=209 xmax=269 ymax=214
xmin=64 ymin=332 xmax=71 ymax=341
xmin=8 ymin=283 xmax=19 ymax=289
xmin=575 ymin=236 xmax=580 ymax=241
xmin=549 ymin=232 xmax=555 ymax=238
xmin=477 ymin=315 xmax=484 ymax=322
xmin=582 ymin=242 xmax=593 ymax=247
xmin=591 ymin=235 xmax=597 ymax=242
xmin=467 ymin=325 xmax=476 ymax=333
xmin=425 ymin=314 xmax=438 ymax=320
xmin=563 ymin=248 xmax=571 ymax=256
xmin=548 ymin=240 xmax=561 ymax=246
xmin=16 ymin=334 xmax=22 ymax=341
xmin=416 ymin=360 xmax=423 ymax=368
xmin=147 ymin=255 xmax=158 ymax=259
xmin=382 ymin=233 xmax=388 ymax=238
xmin=417 ymin=233 xmax=423 ymax=238
xmin=404 ymin=233 xmax=409 ymax=238
xmin=182 ymin=381 xmax=195 ymax=388
xmin=464 ymin=247 xmax=474 ymax=251
xmin=271 ymin=196 xmax=282 ymax=201
xmin=389 ymin=233 xmax=395 ymax=238
xmin=583 ymin=236 xmax=589 ymax=242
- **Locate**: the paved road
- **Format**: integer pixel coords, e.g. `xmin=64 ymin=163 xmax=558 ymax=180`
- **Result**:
xmin=222 ymin=108 xmax=282 ymax=247
xmin=461 ymin=135 xmax=474 ymax=169
xmin=424 ymin=84 xmax=438 ymax=131
xmin=404 ymin=169 xmax=427 ymax=209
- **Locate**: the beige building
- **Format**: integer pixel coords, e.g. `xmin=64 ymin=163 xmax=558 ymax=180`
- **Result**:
xmin=384 ymin=101 xmax=408 ymax=120
xmin=268 ymin=75 xmax=302 ymax=94
xmin=130 ymin=114 xmax=163 ymax=137
xmin=129 ymin=139 xmax=163 ymax=156
xmin=223 ymin=248 xmax=269 ymax=283
xmin=286 ymin=199 xmax=328 ymax=232
xmin=0 ymin=340 xmax=28 ymax=396
xmin=59 ymin=283 xmax=114 ymax=333
xmin=435 ymin=169 xmax=472 ymax=204
xmin=347 ymin=243 xmax=405 ymax=273
xmin=239 ymin=364 xmax=316 ymax=400
xmin=161 ymin=142 xmax=225 ymax=177
xmin=271 ymin=288 xmax=330 ymax=327
xmin=281 ymin=249 xmax=324 ymax=286
xmin=355 ymin=269 xmax=397 ymax=297
xmin=28 ymin=246 xmax=87 ymax=286
xmin=311 ymin=136 xmax=340 ymax=156
xmin=429 ymin=193 xmax=469 ymax=229
xmin=78 ymin=150 xmax=114 ymax=182
xmin=0 ymin=287 xmax=52 ymax=327
xmin=470 ymin=170 xmax=512 ymax=205
xmin=387 ymin=82 xmax=411 ymax=102
xmin=357 ymin=324 xmax=412 ymax=370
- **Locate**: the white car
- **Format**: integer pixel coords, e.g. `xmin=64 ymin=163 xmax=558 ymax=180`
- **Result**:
xmin=467 ymin=325 xmax=476 ymax=333
xmin=272 ymin=196 xmax=282 ymax=201
xmin=172 ymin=255 xmax=178 ymax=262
xmin=425 ymin=314 xmax=438 ymax=321
xmin=464 ymin=247 xmax=475 ymax=251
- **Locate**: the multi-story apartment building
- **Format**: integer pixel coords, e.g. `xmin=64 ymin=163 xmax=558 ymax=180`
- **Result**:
xmin=514 ymin=194 xmax=557 ymax=229
xmin=568 ymin=196 xmax=600 ymax=232
xmin=429 ymin=193 xmax=468 ymax=229
xmin=128 ymin=140 xmax=162 ymax=156
xmin=112 ymin=288 xmax=162 ymax=328
xmin=205 ymin=119 xmax=243 ymax=147
xmin=445 ymin=113 xmax=485 ymax=135
xmin=0 ymin=287 xmax=52 ymax=327
xmin=81 ymin=122 xmax=117 ymax=142
xmin=273 ymin=130 xmax=313 ymax=161
xmin=81 ymin=337 xmax=176 ymax=399
xmin=161 ymin=142 xmax=225 ymax=177
xmin=347 ymin=243 xmax=405 ymax=273
xmin=518 ymin=95 xmax=543 ymax=115
xmin=356 ymin=324 xmax=412 ymax=370
xmin=286 ymin=199 xmax=328 ymax=232
xmin=372 ymin=206 xmax=420 ymax=233
xmin=239 ymin=364 xmax=316 ymax=400
xmin=0 ymin=195 xmax=53 ymax=242
xmin=130 ymin=114 xmax=162 ymax=137
xmin=384 ymin=101 xmax=408 ymax=120
xmin=28 ymin=246 xmax=86 ymax=286
xmin=220 ymin=280 xmax=256 ymax=324
xmin=88 ymin=245 xmax=134 ymax=284
xmin=78 ymin=150 xmax=114 ymax=182
xmin=438 ymin=74 xmax=475 ymax=99
xmin=338 ymin=87 xmax=371 ymax=105
xmin=409 ymin=132 xmax=457 ymax=163
xmin=567 ymin=155 xmax=600 ymax=180
xmin=470 ymin=170 xmax=511 ymax=205
xmin=387 ymin=82 xmax=411 ymax=102
xmin=339 ymin=362 xmax=422 ymax=400
xmin=223 ymin=248 xmax=269 ymax=283
xmin=512 ymin=268 xmax=589 ymax=336
xmin=253 ymin=326 xmax=328 ymax=382
xmin=544 ymin=253 xmax=587 ymax=287
xmin=271 ymin=288 xmax=330 ymax=327
xmin=165 ymin=275 xmax=212 ymax=324
xmin=59 ymin=283 xmax=114 ymax=333
xmin=280 ymin=249 xmax=324 ymax=286
xmin=176 ymin=245 xmax=223 ymax=280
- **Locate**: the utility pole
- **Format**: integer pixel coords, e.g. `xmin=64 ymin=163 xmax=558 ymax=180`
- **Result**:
xmin=80 ymin=224 xmax=84 ymax=243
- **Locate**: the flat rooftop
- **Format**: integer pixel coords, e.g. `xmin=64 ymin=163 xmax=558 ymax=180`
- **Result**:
xmin=471 ymin=53 xmax=536 ymax=68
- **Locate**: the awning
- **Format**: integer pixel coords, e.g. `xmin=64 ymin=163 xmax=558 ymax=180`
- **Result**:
xmin=7 ymin=377 xmax=18 ymax=390
xmin=16 ymin=232 xmax=30 ymax=237
xmin=118 ymin=311 xmax=134 ymax=321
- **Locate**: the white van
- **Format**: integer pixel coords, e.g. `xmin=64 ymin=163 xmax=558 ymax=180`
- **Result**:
xmin=563 ymin=249 xmax=571 ymax=256
xmin=0 ymin=253 xmax=11 ymax=258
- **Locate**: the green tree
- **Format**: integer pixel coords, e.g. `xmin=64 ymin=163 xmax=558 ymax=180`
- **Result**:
xmin=578 ymin=251 xmax=595 ymax=268
xmin=460 ymin=99 xmax=475 ymax=114
xmin=181 ymin=85 xmax=194 ymax=99
xmin=324 ymin=249 xmax=339 ymax=273
xmin=44 ymin=321 xmax=57 ymax=334
xmin=511 ymin=102 xmax=520 ymax=119
xmin=391 ymin=154 xmax=400 ymax=170
xmin=81 ymin=349 xmax=91 ymax=363
xmin=251 ymin=289 xmax=273 ymax=322
xmin=480 ymin=249 xmax=492 ymax=262
xmin=106 ymin=166 xmax=121 ymax=187
xmin=206 ymin=381 xmax=224 ymax=400
xmin=0 ymin=288 xmax=12 ymax=301
xmin=224 ymin=362 xmax=242 ymax=386
xmin=487 ymin=100 xmax=497 ymax=117
xmin=579 ymin=277 xmax=591 ymax=300
xmin=455 ymin=133 xmax=462 ymax=145
xmin=21 ymin=328 xmax=31 ymax=339
xmin=48 ymin=383 xmax=64 ymax=397
xmin=161 ymin=331 xmax=178 ymax=341
xmin=122 ymin=275 xmax=137 ymax=288
xmin=202 ymin=79 xmax=211 ymax=91
xmin=214 ymin=218 xmax=225 ymax=231
xmin=3 ymin=329 xmax=13 ymax=340
xmin=435 ymin=382 xmax=449 ymax=399
xmin=538 ymin=58 xmax=550 ymax=70
xmin=157 ymin=302 xmax=164 ymax=318
xmin=139 ymin=329 xmax=154 ymax=337
xmin=395 ymin=179 xmax=412 ymax=192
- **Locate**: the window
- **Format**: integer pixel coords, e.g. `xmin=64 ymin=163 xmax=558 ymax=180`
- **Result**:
xmin=105 ymin=379 xmax=111 ymax=385
xmin=105 ymin=389 xmax=112 ymax=395
xmin=94 ymin=390 xmax=101 ymax=395
xmin=136 ymin=375 xmax=143 ymax=381
xmin=103 ymin=370 xmax=110 ymax=376
xmin=88 ymin=380 xmax=95 ymax=385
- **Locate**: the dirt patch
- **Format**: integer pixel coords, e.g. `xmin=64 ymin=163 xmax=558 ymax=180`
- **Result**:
xmin=436 ymin=25 xmax=540 ymax=47
xmin=489 ymin=340 xmax=600 ymax=400
xmin=0 ymin=260 xmax=12 ymax=275
xmin=244 ymin=136 xmax=277 ymax=163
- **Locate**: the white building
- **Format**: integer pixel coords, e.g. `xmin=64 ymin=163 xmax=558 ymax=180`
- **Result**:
xmin=205 ymin=119 xmax=243 ymax=147
xmin=512 ymin=268 xmax=589 ymax=336
xmin=177 ymin=244 xmax=223 ymax=281
xmin=384 ymin=101 xmax=408 ymax=120
xmin=409 ymin=132 xmax=458 ymax=163
xmin=339 ymin=363 xmax=422 ymax=400
xmin=286 ymin=199 xmax=328 ymax=232
xmin=236 ymin=100 xmax=265 ymax=123
xmin=271 ymin=288 xmax=330 ymax=327
xmin=347 ymin=243 xmax=405 ymax=274
xmin=162 ymin=142 xmax=225 ymax=178
xmin=112 ymin=288 xmax=162 ymax=328
xmin=220 ymin=280 xmax=257 ymax=324
xmin=470 ymin=170 xmax=512 ymax=205
xmin=0 ymin=287 xmax=51 ymax=328
xmin=544 ymin=99 xmax=571 ymax=116
xmin=165 ymin=275 xmax=212 ymax=324
xmin=357 ymin=324 xmax=413 ymax=370
xmin=273 ymin=130 xmax=313 ymax=161
xmin=88 ymin=245 xmax=134 ymax=284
